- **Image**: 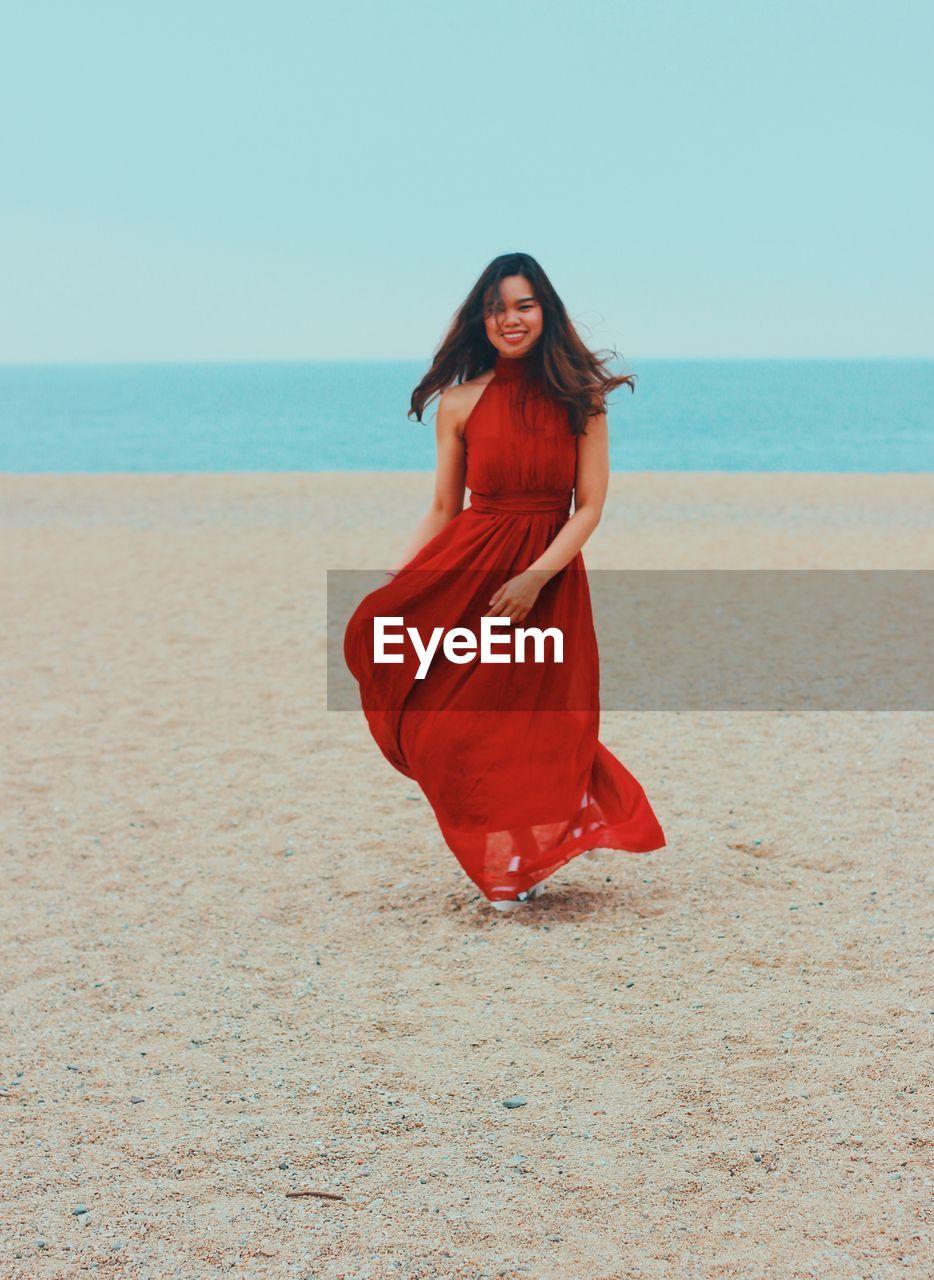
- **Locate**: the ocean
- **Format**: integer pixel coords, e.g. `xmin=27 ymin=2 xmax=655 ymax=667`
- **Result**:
xmin=0 ymin=358 xmax=931 ymax=472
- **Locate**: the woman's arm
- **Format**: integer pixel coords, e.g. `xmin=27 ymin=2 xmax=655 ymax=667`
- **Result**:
xmin=388 ymin=388 xmax=467 ymax=572
xmin=528 ymin=410 xmax=609 ymax=577
xmin=487 ymin=412 xmax=609 ymax=621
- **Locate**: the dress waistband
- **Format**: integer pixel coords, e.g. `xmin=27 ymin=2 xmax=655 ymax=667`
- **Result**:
xmin=469 ymin=489 xmax=572 ymax=515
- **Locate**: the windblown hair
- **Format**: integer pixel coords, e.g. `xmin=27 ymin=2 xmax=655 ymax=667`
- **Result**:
xmin=409 ymin=251 xmax=636 ymax=437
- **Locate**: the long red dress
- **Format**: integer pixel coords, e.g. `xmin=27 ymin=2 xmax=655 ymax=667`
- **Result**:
xmin=343 ymin=349 xmax=666 ymax=902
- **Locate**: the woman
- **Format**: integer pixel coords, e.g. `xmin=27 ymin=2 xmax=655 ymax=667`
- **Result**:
xmin=343 ymin=252 xmax=666 ymax=911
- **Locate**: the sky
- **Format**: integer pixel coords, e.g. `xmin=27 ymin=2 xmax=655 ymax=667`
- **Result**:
xmin=0 ymin=0 xmax=931 ymax=362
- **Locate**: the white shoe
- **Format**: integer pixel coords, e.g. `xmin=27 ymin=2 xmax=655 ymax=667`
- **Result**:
xmin=489 ymin=876 xmax=549 ymax=912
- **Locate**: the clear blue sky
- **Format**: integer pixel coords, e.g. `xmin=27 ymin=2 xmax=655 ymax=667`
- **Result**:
xmin=1 ymin=0 xmax=931 ymax=362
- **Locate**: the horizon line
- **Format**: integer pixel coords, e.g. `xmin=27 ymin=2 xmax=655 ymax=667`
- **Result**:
xmin=1 ymin=354 xmax=932 ymax=369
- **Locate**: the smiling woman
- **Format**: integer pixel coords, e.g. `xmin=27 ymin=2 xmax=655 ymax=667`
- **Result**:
xmin=344 ymin=251 xmax=666 ymax=910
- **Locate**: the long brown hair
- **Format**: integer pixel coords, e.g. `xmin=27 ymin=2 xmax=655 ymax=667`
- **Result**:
xmin=409 ymin=251 xmax=636 ymax=437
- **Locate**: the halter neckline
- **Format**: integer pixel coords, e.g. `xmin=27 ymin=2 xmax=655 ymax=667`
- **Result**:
xmin=493 ymin=349 xmax=533 ymax=381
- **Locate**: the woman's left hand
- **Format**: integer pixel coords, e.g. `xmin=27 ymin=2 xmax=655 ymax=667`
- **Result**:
xmin=487 ymin=570 xmax=549 ymax=625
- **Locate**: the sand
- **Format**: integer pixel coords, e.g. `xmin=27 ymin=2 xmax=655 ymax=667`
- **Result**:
xmin=1 ymin=472 xmax=931 ymax=1280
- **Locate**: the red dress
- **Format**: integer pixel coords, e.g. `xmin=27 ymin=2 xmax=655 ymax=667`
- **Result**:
xmin=343 ymin=349 xmax=666 ymax=902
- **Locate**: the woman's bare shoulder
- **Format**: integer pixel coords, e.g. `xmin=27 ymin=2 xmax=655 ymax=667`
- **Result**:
xmin=440 ymin=373 xmax=495 ymax=436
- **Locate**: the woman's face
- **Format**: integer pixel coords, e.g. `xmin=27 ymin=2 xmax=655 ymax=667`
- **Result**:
xmin=483 ymin=275 xmax=543 ymax=357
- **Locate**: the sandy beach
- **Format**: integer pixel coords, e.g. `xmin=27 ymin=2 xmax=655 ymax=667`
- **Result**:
xmin=1 ymin=471 xmax=931 ymax=1280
